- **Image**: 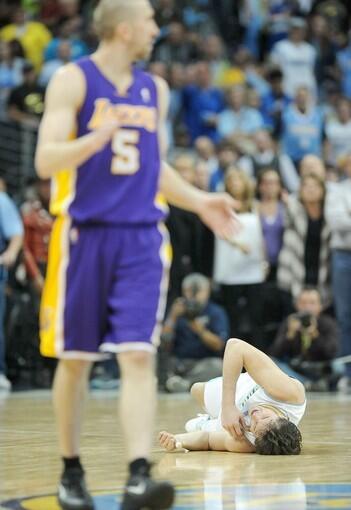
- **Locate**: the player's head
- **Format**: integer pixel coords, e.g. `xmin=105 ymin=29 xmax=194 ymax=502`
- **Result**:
xmin=93 ymin=0 xmax=159 ymax=60
xmin=250 ymin=406 xmax=302 ymax=455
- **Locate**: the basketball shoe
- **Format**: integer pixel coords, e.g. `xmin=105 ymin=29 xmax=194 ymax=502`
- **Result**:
xmin=58 ymin=467 xmax=94 ymax=510
xmin=121 ymin=474 xmax=175 ymax=510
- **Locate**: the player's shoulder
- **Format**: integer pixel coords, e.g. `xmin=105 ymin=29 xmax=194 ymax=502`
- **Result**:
xmin=46 ymin=61 xmax=86 ymax=106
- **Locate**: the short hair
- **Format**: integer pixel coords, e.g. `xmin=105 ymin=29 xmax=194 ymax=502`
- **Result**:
xmin=255 ymin=418 xmax=302 ymax=455
xmin=93 ymin=0 xmax=142 ymax=40
xmin=182 ymin=273 xmax=210 ymax=292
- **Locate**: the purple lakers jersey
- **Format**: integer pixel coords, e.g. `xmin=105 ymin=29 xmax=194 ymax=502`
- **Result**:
xmin=50 ymin=58 xmax=167 ymax=224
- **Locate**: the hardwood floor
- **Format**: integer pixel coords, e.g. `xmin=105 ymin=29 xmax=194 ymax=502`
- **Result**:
xmin=1 ymin=390 xmax=351 ymax=509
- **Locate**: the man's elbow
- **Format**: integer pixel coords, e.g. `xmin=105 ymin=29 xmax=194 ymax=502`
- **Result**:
xmin=35 ymin=151 xmax=51 ymax=179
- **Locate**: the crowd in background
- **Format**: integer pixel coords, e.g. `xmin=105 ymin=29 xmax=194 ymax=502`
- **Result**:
xmin=0 ymin=0 xmax=351 ymax=394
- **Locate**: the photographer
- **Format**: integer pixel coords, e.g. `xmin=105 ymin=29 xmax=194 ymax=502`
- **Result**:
xmin=160 ymin=273 xmax=229 ymax=392
xmin=270 ymin=286 xmax=339 ymax=390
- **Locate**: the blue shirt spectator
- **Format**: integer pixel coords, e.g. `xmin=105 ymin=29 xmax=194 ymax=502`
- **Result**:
xmin=172 ymin=301 xmax=229 ymax=359
xmin=218 ymin=85 xmax=264 ymax=139
xmin=0 ymin=188 xmax=23 ymax=280
xmin=337 ymin=43 xmax=351 ymax=99
xmin=182 ymin=62 xmax=224 ymax=143
xmin=282 ymin=87 xmax=324 ymax=165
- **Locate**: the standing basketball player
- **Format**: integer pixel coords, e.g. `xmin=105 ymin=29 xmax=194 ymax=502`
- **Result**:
xmin=35 ymin=1 xmax=239 ymax=509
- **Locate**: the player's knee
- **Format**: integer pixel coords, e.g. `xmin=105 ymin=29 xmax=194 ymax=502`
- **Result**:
xmin=60 ymin=359 xmax=91 ymax=378
xmin=191 ymin=382 xmax=205 ymax=403
xmin=118 ymin=350 xmax=153 ymax=371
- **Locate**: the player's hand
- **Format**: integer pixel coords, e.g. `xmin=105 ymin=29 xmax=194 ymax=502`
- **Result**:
xmin=90 ymin=121 xmax=119 ymax=152
xmin=221 ymin=405 xmax=246 ymax=439
xmin=197 ymin=193 xmax=241 ymax=240
xmin=158 ymin=431 xmax=177 ymax=451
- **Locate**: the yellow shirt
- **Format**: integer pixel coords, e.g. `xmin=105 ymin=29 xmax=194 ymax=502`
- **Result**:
xmin=0 ymin=22 xmax=52 ymax=70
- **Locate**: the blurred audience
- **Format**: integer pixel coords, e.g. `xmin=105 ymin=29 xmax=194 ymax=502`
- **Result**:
xmin=278 ymin=173 xmax=331 ymax=309
xmin=0 ymin=6 xmax=51 ymax=70
xmin=282 ymin=86 xmax=324 ymax=168
xmin=213 ymin=168 xmax=266 ymax=349
xmin=238 ymin=129 xmax=299 ymax=192
xmin=0 ymin=177 xmax=23 ymax=391
xmin=325 ymin=154 xmax=351 ymax=393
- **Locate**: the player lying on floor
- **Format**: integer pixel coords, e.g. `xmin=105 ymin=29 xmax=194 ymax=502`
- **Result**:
xmin=159 ymin=338 xmax=306 ymax=455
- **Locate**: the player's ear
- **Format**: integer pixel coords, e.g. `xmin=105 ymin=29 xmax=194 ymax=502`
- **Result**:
xmin=116 ymin=20 xmax=133 ymax=42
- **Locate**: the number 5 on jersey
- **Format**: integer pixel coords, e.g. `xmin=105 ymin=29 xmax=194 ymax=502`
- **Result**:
xmin=111 ymin=129 xmax=140 ymax=175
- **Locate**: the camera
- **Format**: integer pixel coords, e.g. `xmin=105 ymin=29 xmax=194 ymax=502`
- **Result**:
xmin=183 ymin=298 xmax=203 ymax=320
xmin=294 ymin=311 xmax=313 ymax=329
xmin=183 ymin=281 xmax=204 ymax=320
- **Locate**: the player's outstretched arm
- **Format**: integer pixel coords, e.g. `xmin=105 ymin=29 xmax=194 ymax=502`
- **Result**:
xmin=158 ymin=430 xmax=254 ymax=453
xmin=35 ymin=64 xmax=119 ymax=178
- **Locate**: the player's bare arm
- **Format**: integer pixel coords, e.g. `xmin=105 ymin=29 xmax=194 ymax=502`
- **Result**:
xmin=158 ymin=430 xmax=255 ymax=453
xmin=35 ymin=64 xmax=119 ymax=178
xmin=154 ymin=75 xmax=241 ymax=239
xmin=221 ymin=339 xmax=305 ymax=439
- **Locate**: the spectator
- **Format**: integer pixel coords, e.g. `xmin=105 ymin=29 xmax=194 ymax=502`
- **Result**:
xmin=241 ymin=0 xmax=268 ymax=58
xmin=261 ymin=67 xmax=292 ymax=137
xmin=194 ymin=136 xmax=218 ymax=174
xmin=43 ymin=19 xmax=88 ymax=62
xmin=324 ymin=97 xmax=351 ymax=166
xmin=167 ymin=63 xmax=186 ymax=150
xmin=209 ymin=141 xmax=239 ymax=192
xmin=153 ymin=21 xmax=197 ymax=64
xmin=270 ymin=286 xmax=339 ymax=389
xmin=166 ymin=154 xmax=205 ymax=305
xmin=264 ymin=0 xmax=294 ymax=51
xmin=39 ymin=0 xmax=64 ymax=30
xmin=200 ymin=34 xmax=228 ymax=86
xmin=38 ymin=39 xmax=72 ymax=87
xmin=270 ymin=17 xmax=317 ymax=98
xmin=337 ymin=32 xmax=351 ymax=100
xmin=299 ymin=154 xmax=326 ymax=180
xmin=239 ymin=129 xmax=299 ymax=192
xmin=217 ymin=84 xmax=264 ymax=141
xmin=325 ymin=154 xmax=351 ymax=393
xmin=308 ymin=14 xmax=337 ymax=93
xmin=257 ymin=169 xmax=285 ymax=282
xmin=0 ymin=177 xmax=23 ymax=390
xmin=21 ymin=178 xmax=53 ymax=296
xmin=161 ymin=273 xmax=229 ymax=392
xmin=194 ymin=159 xmax=210 ymax=192
xmin=154 ymin=0 xmax=183 ymax=28
xmin=281 ymin=86 xmax=324 ymax=168
xmin=213 ymin=168 xmax=266 ymax=349
xmin=7 ymin=62 xmax=45 ymax=128
xmin=0 ymin=7 xmax=52 ymax=71
xmin=278 ymin=173 xmax=331 ymax=308
xmin=182 ymin=62 xmax=224 ymax=143
xmin=0 ymin=40 xmax=25 ymax=119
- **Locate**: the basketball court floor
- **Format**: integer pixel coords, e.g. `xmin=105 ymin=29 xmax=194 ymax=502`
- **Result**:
xmin=1 ymin=390 xmax=351 ymax=509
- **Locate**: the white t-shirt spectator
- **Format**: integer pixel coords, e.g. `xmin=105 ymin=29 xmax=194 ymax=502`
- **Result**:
xmin=213 ymin=212 xmax=266 ymax=285
xmin=271 ymin=40 xmax=317 ymax=97
xmin=325 ymin=118 xmax=351 ymax=165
